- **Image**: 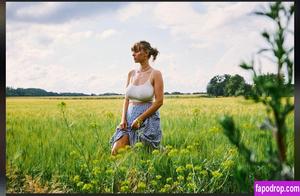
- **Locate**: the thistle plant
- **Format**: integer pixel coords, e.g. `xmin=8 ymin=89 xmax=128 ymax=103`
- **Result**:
xmin=58 ymin=102 xmax=91 ymax=173
xmin=219 ymin=1 xmax=294 ymax=190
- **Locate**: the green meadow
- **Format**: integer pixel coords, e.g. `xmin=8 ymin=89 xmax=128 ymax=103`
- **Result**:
xmin=6 ymin=96 xmax=294 ymax=193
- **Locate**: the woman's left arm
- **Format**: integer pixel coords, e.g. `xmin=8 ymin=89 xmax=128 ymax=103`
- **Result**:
xmin=131 ymin=70 xmax=164 ymax=129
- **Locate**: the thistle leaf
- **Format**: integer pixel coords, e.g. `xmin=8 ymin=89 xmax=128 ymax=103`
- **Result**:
xmin=240 ymin=62 xmax=253 ymax=70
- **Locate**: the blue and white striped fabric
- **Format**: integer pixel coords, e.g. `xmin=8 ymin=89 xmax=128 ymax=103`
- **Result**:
xmin=110 ymin=102 xmax=162 ymax=149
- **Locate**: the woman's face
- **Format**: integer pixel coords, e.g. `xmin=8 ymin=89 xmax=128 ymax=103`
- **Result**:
xmin=132 ymin=49 xmax=148 ymax=63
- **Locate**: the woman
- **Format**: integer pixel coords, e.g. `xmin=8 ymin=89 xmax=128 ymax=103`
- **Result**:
xmin=110 ymin=40 xmax=164 ymax=155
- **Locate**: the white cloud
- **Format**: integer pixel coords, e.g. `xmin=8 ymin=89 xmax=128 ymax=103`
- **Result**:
xmin=117 ymin=3 xmax=144 ymax=22
xmin=153 ymin=3 xmax=201 ymax=39
xmin=153 ymin=2 xmax=270 ymax=49
xmin=16 ymin=2 xmax=62 ymax=18
xmin=6 ymin=2 xmax=294 ymax=94
xmin=151 ymin=1 xmax=294 ymax=90
xmin=96 ymin=29 xmax=117 ymax=40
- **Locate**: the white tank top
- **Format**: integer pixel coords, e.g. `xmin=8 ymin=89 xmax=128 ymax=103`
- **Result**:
xmin=125 ymin=69 xmax=154 ymax=102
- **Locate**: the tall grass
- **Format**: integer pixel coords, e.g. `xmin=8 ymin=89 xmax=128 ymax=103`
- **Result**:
xmin=6 ymin=97 xmax=294 ymax=193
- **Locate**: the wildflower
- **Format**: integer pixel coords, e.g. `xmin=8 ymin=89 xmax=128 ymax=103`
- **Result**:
xmin=210 ymin=126 xmax=220 ymax=133
xmin=120 ymin=185 xmax=129 ymax=192
xmin=176 ymin=166 xmax=185 ymax=174
xmin=134 ymin=142 xmax=143 ymax=148
xmin=146 ymin=159 xmax=151 ymax=165
xmin=186 ymin=164 xmax=193 ymax=170
xmin=92 ymin=159 xmax=99 ymax=165
xmin=82 ymin=183 xmax=93 ymax=192
xmin=151 ymin=180 xmax=158 ymax=186
xmin=121 ymin=180 xmax=129 ymax=186
xmin=77 ymin=181 xmax=84 ymax=187
xmin=194 ymin=165 xmax=202 ymax=172
xmin=187 ymin=182 xmax=196 ymax=190
xmin=164 ymin=184 xmax=171 ymax=190
xmin=80 ymin=163 xmax=88 ymax=169
xmin=91 ymin=180 xmax=98 ymax=185
xmin=200 ymin=170 xmax=208 ymax=176
xmin=105 ymin=168 xmax=114 ymax=175
xmin=166 ymin=177 xmax=172 ymax=184
xmin=177 ymin=175 xmax=184 ymax=182
xmin=212 ymin=170 xmax=223 ymax=178
xmin=137 ymin=182 xmax=146 ymax=191
xmin=187 ymin=145 xmax=193 ymax=150
xmin=221 ymin=160 xmax=234 ymax=170
xmin=177 ymin=186 xmax=184 ymax=192
xmin=148 ymin=166 xmax=154 ymax=173
xmin=92 ymin=167 xmax=101 ymax=176
xmin=173 ymin=181 xmax=179 ymax=186
xmin=73 ymin=175 xmax=80 ymax=183
xmin=168 ymin=149 xmax=178 ymax=157
xmin=156 ymin=175 xmax=162 ymax=180
xmin=166 ymin=145 xmax=173 ymax=150
xmin=180 ymin=149 xmax=189 ymax=155
xmin=70 ymin=151 xmax=77 ymax=157
xmin=152 ymin=149 xmax=160 ymax=155
xmin=104 ymin=187 xmax=111 ymax=192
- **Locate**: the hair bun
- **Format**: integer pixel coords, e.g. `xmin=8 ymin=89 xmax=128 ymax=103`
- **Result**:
xmin=151 ymin=48 xmax=159 ymax=61
xmin=131 ymin=41 xmax=159 ymax=61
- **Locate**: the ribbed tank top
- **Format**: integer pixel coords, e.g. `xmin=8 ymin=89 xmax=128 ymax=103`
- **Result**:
xmin=125 ymin=69 xmax=154 ymax=102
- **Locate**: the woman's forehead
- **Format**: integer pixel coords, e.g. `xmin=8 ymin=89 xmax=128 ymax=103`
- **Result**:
xmin=131 ymin=43 xmax=145 ymax=52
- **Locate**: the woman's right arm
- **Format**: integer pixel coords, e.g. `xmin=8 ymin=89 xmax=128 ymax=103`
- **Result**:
xmin=119 ymin=70 xmax=133 ymax=129
xmin=121 ymin=99 xmax=129 ymax=123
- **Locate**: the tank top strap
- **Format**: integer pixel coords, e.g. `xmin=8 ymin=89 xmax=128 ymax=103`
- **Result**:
xmin=149 ymin=69 xmax=154 ymax=83
xmin=130 ymin=69 xmax=137 ymax=84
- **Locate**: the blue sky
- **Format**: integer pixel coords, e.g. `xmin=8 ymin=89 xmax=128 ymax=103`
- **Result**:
xmin=6 ymin=2 xmax=294 ymax=94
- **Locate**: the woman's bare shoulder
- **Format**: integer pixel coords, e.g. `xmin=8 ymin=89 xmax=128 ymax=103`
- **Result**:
xmin=152 ymin=68 xmax=162 ymax=77
xmin=128 ymin=69 xmax=136 ymax=77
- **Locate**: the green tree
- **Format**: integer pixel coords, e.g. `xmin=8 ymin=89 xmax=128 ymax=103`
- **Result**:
xmin=224 ymin=74 xmax=246 ymax=96
xmin=207 ymin=74 xmax=231 ymax=97
xmin=243 ymin=83 xmax=253 ymax=97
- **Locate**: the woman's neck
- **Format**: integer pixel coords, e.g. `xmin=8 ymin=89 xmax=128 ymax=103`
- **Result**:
xmin=139 ymin=61 xmax=151 ymax=72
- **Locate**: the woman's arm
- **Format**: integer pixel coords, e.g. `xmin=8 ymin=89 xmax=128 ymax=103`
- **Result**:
xmin=121 ymin=98 xmax=129 ymax=122
xmin=131 ymin=70 xmax=164 ymax=129
xmin=119 ymin=70 xmax=133 ymax=129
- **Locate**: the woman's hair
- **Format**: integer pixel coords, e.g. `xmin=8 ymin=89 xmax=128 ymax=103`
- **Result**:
xmin=131 ymin=40 xmax=159 ymax=61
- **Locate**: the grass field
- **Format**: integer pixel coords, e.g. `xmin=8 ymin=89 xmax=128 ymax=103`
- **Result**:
xmin=6 ymin=96 xmax=294 ymax=193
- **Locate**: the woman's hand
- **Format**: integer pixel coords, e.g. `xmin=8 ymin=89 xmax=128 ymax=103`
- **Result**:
xmin=131 ymin=118 xmax=143 ymax=130
xmin=118 ymin=120 xmax=127 ymax=130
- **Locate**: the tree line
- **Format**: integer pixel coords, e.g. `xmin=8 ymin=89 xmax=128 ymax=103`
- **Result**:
xmin=6 ymin=87 xmax=93 ymax=97
xmin=5 ymin=87 xmax=205 ymax=97
xmin=6 ymin=72 xmax=293 ymax=97
xmin=206 ymin=73 xmax=293 ymax=97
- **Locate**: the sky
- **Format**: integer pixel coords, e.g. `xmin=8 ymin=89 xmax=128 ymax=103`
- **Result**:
xmin=6 ymin=2 xmax=294 ymax=94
